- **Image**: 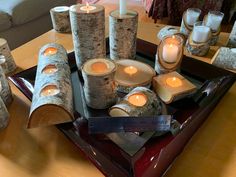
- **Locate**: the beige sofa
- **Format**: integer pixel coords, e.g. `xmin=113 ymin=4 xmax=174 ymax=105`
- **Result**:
xmin=0 ymin=0 xmax=77 ymax=50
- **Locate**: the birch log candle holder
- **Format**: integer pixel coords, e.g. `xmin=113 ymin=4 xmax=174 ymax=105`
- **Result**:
xmin=109 ymin=87 xmax=162 ymax=117
xmin=109 ymin=10 xmax=138 ymax=60
xmin=82 ymin=58 xmax=117 ymax=109
xmin=0 ymin=65 xmax=13 ymax=106
xmin=0 ymin=38 xmax=17 ymax=74
xmin=186 ymin=21 xmax=211 ymax=56
xmin=227 ymin=21 xmax=236 ymax=48
xmin=0 ymin=96 xmax=9 ymax=130
xmin=114 ymin=59 xmax=155 ymax=93
xmin=180 ymin=8 xmax=201 ymax=37
xmin=155 ymin=34 xmax=184 ymax=74
xmin=70 ymin=4 xmax=105 ymax=68
xmin=152 ymin=71 xmax=196 ymax=104
xmin=50 ymin=6 xmax=71 ymax=33
xmin=211 ymin=47 xmax=236 ymax=71
xmin=204 ymin=11 xmax=224 ymax=46
xmin=28 ymin=43 xmax=74 ymax=128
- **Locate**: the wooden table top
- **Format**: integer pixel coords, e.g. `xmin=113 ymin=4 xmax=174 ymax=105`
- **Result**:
xmin=1 ymin=21 xmax=235 ymax=177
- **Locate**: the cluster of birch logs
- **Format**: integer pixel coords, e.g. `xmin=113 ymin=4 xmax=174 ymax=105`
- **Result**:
xmin=29 ymin=43 xmax=74 ymax=128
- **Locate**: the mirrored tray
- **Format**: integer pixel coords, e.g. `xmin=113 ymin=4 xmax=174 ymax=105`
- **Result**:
xmin=9 ymin=38 xmax=235 ymax=177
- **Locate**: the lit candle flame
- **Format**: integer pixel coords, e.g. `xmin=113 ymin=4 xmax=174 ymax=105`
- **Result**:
xmin=86 ymin=2 xmax=89 ymax=13
xmin=124 ymin=66 xmax=138 ymax=75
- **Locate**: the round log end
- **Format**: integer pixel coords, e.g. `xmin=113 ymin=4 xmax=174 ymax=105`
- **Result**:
xmin=28 ymin=104 xmax=74 ymax=128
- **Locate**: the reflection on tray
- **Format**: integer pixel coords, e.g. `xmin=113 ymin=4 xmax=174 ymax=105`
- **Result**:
xmin=9 ymin=38 xmax=235 ymax=177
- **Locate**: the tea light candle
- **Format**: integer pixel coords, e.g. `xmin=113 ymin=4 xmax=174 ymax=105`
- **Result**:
xmin=124 ymin=66 xmax=138 ymax=75
xmin=42 ymin=64 xmax=58 ymax=74
xmin=80 ymin=2 xmax=97 ymax=13
xmin=40 ymin=85 xmax=60 ymax=97
xmin=192 ymin=25 xmax=211 ymax=43
xmin=206 ymin=11 xmax=224 ymax=31
xmin=115 ymin=59 xmax=156 ymax=93
xmin=43 ymin=47 xmax=58 ymax=56
xmin=91 ymin=61 xmax=108 ymax=74
xmin=109 ymin=87 xmax=162 ymax=117
xmin=186 ymin=8 xmax=201 ymax=26
xmin=153 ymin=71 xmax=196 ymax=104
xmin=128 ymin=93 xmax=147 ymax=107
xmin=166 ymin=77 xmax=182 ymax=88
xmin=120 ymin=0 xmax=127 ymax=15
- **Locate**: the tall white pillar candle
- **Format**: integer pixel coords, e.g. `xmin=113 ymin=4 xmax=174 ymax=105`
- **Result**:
xmin=120 ymin=0 xmax=127 ymax=15
xmin=192 ymin=26 xmax=210 ymax=43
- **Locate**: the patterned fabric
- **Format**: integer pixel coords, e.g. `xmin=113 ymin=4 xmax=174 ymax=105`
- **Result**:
xmin=148 ymin=0 xmax=229 ymax=25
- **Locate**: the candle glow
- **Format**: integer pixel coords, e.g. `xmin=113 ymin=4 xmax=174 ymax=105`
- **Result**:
xmin=91 ymin=61 xmax=108 ymax=73
xmin=80 ymin=2 xmax=96 ymax=13
xmin=166 ymin=77 xmax=182 ymax=88
xmin=43 ymin=47 xmax=57 ymax=56
xmin=124 ymin=66 xmax=138 ymax=75
xmin=40 ymin=85 xmax=60 ymax=96
xmin=128 ymin=93 xmax=147 ymax=107
xmin=42 ymin=64 xmax=58 ymax=74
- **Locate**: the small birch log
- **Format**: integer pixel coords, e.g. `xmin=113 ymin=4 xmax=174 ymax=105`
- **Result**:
xmin=227 ymin=20 xmax=236 ymax=48
xmin=155 ymin=35 xmax=184 ymax=74
xmin=0 ymin=96 xmax=9 ymax=130
xmin=211 ymin=47 xmax=236 ymax=71
xmin=109 ymin=10 xmax=138 ymax=60
xmin=28 ymin=43 xmax=74 ymax=128
xmin=70 ymin=4 xmax=106 ymax=68
xmin=0 ymin=38 xmax=17 ymax=74
xmin=82 ymin=58 xmax=117 ymax=109
xmin=109 ymin=87 xmax=162 ymax=117
xmin=50 ymin=6 xmax=71 ymax=33
xmin=186 ymin=32 xmax=210 ymax=56
xmin=0 ymin=65 xmax=13 ymax=106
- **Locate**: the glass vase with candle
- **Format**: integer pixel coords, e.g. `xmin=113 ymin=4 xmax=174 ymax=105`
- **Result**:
xmin=186 ymin=8 xmax=201 ymax=26
xmin=205 ymin=11 xmax=224 ymax=32
xmin=204 ymin=11 xmax=224 ymax=45
xmin=186 ymin=21 xmax=211 ymax=56
xmin=192 ymin=21 xmax=211 ymax=43
xmin=155 ymin=34 xmax=184 ymax=74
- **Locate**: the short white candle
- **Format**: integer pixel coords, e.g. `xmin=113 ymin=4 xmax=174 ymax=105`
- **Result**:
xmin=53 ymin=6 xmax=69 ymax=12
xmin=192 ymin=25 xmax=210 ymax=43
xmin=206 ymin=12 xmax=224 ymax=31
xmin=186 ymin=9 xmax=201 ymax=26
xmin=162 ymin=43 xmax=179 ymax=63
xmin=119 ymin=0 xmax=127 ymax=15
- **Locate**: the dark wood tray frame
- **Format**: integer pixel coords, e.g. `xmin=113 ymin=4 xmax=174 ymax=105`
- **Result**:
xmin=9 ymin=38 xmax=235 ymax=177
